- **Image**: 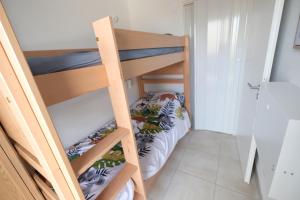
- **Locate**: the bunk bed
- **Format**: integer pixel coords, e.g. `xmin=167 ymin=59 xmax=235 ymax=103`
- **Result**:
xmin=0 ymin=3 xmax=190 ymax=200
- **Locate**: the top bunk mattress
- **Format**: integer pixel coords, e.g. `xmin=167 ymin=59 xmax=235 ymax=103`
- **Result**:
xmin=27 ymin=47 xmax=184 ymax=76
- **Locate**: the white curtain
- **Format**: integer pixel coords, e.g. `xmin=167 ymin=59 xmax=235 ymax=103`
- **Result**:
xmin=193 ymin=0 xmax=253 ymax=134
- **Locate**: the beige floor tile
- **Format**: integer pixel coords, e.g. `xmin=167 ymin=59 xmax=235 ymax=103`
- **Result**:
xmin=164 ymin=171 xmax=215 ymax=200
xmin=178 ymin=150 xmax=218 ymax=183
xmin=219 ymin=138 xmax=240 ymax=161
xmin=176 ymin=131 xmax=193 ymax=149
xmin=192 ymin=130 xmax=223 ymax=140
xmin=214 ymin=186 xmax=256 ymax=200
xmin=148 ymin=164 xmax=175 ymax=200
xmin=148 ymin=147 xmax=185 ymax=199
xmin=167 ymin=144 xmax=186 ymax=166
xmin=184 ymin=132 xmax=221 ymax=155
xmin=218 ymin=132 xmax=236 ymax=140
xmin=216 ymin=157 xmax=260 ymax=199
xmin=148 ymin=131 xmax=261 ymax=200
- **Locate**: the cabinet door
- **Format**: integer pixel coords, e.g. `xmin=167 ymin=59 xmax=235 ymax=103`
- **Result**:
xmin=0 ymin=146 xmax=35 ymax=200
xmin=254 ymin=88 xmax=287 ymax=192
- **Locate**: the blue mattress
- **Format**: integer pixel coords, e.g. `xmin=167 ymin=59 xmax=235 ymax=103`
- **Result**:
xmin=28 ymin=47 xmax=183 ymax=75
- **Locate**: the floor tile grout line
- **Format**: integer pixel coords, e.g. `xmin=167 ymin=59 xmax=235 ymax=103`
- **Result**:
xmin=157 ymin=160 xmax=180 ymax=200
xmin=212 ymin=183 xmax=217 ymax=200
xmin=162 ymin=135 xmax=191 ymax=200
xmin=233 ymin=138 xmax=245 ymax=176
xmin=177 ymin=168 xmax=217 ymax=185
xmin=215 ymin=183 xmax=259 ymax=200
xmin=175 ymin=169 xmax=218 ymax=200
xmin=150 ymin=131 xmax=261 ymax=200
xmin=216 ymin=137 xmax=259 ymax=199
xmin=160 ymin=171 xmax=175 ymax=200
xmin=214 ymin=134 xmax=223 ymax=200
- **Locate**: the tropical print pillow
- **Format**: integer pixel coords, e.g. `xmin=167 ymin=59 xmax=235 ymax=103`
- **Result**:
xmin=65 ymin=92 xmax=186 ymax=199
xmin=146 ymin=91 xmax=185 ymax=107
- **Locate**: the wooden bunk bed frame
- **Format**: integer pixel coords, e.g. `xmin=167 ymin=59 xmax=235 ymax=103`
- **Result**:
xmin=0 ymin=3 xmax=190 ymax=200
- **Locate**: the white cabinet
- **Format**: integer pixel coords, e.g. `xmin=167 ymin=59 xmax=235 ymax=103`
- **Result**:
xmin=254 ymin=82 xmax=300 ymax=200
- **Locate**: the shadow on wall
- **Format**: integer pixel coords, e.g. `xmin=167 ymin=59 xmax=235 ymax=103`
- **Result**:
xmin=271 ymin=0 xmax=300 ymax=87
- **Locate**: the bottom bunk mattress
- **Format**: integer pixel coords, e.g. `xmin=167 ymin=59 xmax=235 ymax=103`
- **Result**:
xmin=66 ymin=92 xmax=191 ymax=200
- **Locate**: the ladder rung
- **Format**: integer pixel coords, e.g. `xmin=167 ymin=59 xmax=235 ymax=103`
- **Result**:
xmin=71 ymin=127 xmax=129 ymax=177
xmin=33 ymin=174 xmax=58 ymax=200
xmin=96 ymin=162 xmax=137 ymax=200
xmin=15 ymin=143 xmax=50 ymax=180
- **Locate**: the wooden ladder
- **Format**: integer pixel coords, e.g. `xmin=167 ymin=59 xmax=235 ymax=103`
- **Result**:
xmin=92 ymin=17 xmax=146 ymax=199
xmin=0 ymin=2 xmax=146 ymax=199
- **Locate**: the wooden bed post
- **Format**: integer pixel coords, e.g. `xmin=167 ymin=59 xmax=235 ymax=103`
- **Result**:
xmin=137 ymin=76 xmax=145 ymax=98
xmin=183 ymin=36 xmax=191 ymax=116
xmin=93 ymin=17 xmax=147 ymax=200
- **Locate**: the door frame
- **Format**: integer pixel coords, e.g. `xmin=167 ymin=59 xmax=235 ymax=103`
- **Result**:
xmin=262 ymin=0 xmax=285 ymax=82
xmin=183 ymin=1 xmax=195 ymax=128
xmin=244 ymin=0 xmax=285 ymax=183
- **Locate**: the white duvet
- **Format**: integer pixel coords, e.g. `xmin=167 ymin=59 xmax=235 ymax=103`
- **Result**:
xmin=117 ymin=111 xmax=190 ymax=200
xmin=117 ymin=112 xmax=191 ymax=200
xmin=65 ymin=92 xmax=191 ymax=200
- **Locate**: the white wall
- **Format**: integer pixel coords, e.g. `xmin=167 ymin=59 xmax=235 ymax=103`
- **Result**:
xmin=271 ymin=0 xmax=300 ymax=87
xmin=2 ymin=0 xmax=131 ymax=50
xmin=3 ymin=0 xmax=186 ymax=50
xmin=127 ymin=0 xmax=187 ymax=100
xmin=1 ymin=0 xmax=138 ymax=148
xmin=127 ymin=0 xmax=185 ymax=35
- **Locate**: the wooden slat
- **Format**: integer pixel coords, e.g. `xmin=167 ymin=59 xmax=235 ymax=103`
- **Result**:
xmin=0 ymin=44 xmax=79 ymax=199
xmin=23 ymin=28 xmax=184 ymax=57
xmin=23 ymin=48 xmax=98 ymax=57
xmin=14 ymin=143 xmax=50 ymax=180
xmin=42 ymin=191 xmax=56 ymax=200
xmin=0 ymin=126 xmax=44 ymax=200
xmin=0 ymin=42 xmax=81 ymax=198
xmin=122 ymin=52 xmax=184 ymax=80
xmin=183 ymin=37 xmax=191 ymax=115
xmin=137 ymin=63 xmax=184 ymax=98
xmin=33 ymin=174 xmax=58 ymax=200
xmin=146 ymin=62 xmax=183 ymax=75
xmin=34 ymin=64 xmax=108 ymax=106
xmin=96 ymin=162 xmax=137 ymax=200
xmin=0 ymin=146 xmax=35 ymax=200
xmin=137 ymin=76 xmax=145 ymax=98
xmin=33 ymin=52 xmax=183 ymax=106
xmin=71 ymin=128 xmax=129 ymax=177
xmin=115 ymin=29 xmax=184 ymax=50
xmin=0 ymin=91 xmax=34 ymax=153
xmin=134 ymin=192 xmax=144 ymax=200
xmin=142 ymin=79 xmax=183 ymax=84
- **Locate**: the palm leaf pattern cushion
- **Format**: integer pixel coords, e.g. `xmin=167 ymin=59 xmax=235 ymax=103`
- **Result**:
xmin=66 ymin=92 xmax=186 ymax=199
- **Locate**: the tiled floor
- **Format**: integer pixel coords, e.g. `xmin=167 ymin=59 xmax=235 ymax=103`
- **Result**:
xmin=148 ymin=130 xmax=261 ymax=200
